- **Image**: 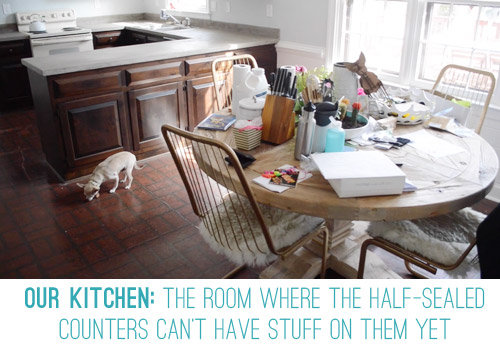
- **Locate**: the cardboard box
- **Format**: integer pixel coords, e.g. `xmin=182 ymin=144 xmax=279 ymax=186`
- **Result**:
xmin=311 ymin=151 xmax=406 ymax=198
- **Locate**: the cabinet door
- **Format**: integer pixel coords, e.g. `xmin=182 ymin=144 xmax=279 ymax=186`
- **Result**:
xmin=186 ymin=76 xmax=218 ymax=131
xmin=58 ymin=92 xmax=131 ymax=168
xmin=128 ymin=82 xmax=187 ymax=152
xmin=236 ymin=45 xmax=277 ymax=80
xmin=0 ymin=39 xmax=32 ymax=109
xmin=0 ymin=62 xmax=32 ymax=108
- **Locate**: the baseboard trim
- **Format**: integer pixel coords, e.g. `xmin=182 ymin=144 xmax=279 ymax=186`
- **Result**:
xmin=276 ymin=40 xmax=326 ymax=59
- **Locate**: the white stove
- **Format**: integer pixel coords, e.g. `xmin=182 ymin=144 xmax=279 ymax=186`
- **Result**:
xmin=16 ymin=9 xmax=94 ymax=57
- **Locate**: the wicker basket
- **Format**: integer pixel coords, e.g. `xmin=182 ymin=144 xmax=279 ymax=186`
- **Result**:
xmin=233 ymin=128 xmax=262 ymax=151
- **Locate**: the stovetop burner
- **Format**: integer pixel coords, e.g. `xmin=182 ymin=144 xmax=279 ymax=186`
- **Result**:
xmin=28 ymin=30 xmax=47 ymax=34
xmin=62 ymin=27 xmax=81 ymax=31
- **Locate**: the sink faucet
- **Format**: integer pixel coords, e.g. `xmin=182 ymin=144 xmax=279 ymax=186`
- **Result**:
xmin=160 ymin=9 xmax=181 ymax=24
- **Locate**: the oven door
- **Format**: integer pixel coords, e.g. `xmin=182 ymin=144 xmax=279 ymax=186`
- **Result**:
xmin=30 ymin=33 xmax=94 ymax=57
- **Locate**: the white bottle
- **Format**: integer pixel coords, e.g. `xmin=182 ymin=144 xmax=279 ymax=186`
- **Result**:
xmin=311 ymin=117 xmax=333 ymax=153
xmin=233 ymin=68 xmax=267 ymax=118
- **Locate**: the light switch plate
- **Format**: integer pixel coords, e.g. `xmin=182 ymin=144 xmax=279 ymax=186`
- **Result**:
xmin=94 ymin=0 xmax=101 ymax=9
xmin=225 ymin=1 xmax=230 ymax=13
xmin=2 ymin=4 xmax=12 ymax=15
xmin=210 ymin=1 xmax=217 ymax=12
xmin=266 ymin=4 xmax=273 ymax=17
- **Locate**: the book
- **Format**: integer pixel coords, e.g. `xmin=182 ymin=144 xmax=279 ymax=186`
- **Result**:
xmin=311 ymin=151 xmax=406 ymax=198
xmin=268 ymin=168 xmax=299 ymax=188
xmin=197 ymin=114 xmax=236 ymax=131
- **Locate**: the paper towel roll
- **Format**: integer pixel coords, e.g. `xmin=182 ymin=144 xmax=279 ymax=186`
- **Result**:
xmin=280 ymin=65 xmax=296 ymax=91
xmin=233 ymin=64 xmax=251 ymax=88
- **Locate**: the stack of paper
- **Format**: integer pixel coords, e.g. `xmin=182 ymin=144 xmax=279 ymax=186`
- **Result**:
xmin=311 ymin=151 xmax=406 ymax=198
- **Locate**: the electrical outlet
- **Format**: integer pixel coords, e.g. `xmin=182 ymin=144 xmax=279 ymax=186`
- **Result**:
xmin=94 ymin=0 xmax=101 ymax=9
xmin=225 ymin=1 xmax=230 ymax=13
xmin=2 ymin=3 xmax=12 ymax=15
xmin=210 ymin=1 xmax=217 ymax=12
xmin=266 ymin=4 xmax=273 ymax=17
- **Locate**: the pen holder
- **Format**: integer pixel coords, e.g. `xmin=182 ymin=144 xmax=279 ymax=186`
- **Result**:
xmin=261 ymin=95 xmax=295 ymax=144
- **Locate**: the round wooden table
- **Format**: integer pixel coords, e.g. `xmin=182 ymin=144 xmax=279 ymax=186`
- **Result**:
xmin=196 ymin=123 xmax=498 ymax=278
xmin=200 ymin=124 xmax=498 ymax=222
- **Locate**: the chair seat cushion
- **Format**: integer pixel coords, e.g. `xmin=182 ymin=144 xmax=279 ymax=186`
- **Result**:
xmin=367 ymin=208 xmax=486 ymax=265
xmin=199 ymin=193 xmax=324 ymax=267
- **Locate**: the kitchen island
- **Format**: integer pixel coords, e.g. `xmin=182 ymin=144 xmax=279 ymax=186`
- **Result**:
xmin=22 ymin=22 xmax=278 ymax=180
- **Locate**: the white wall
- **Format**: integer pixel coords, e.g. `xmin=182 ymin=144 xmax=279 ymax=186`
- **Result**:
xmin=0 ymin=0 xmax=144 ymax=25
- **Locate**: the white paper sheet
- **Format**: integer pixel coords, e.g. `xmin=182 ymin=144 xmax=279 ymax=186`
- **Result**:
xmin=401 ymin=129 xmax=466 ymax=158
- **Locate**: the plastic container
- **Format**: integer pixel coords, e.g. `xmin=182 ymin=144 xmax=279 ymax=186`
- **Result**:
xmin=325 ymin=119 xmax=345 ymax=152
xmin=238 ymin=96 xmax=265 ymax=120
xmin=233 ymin=68 xmax=268 ymax=118
xmin=311 ymin=119 xmax=333 ymax=153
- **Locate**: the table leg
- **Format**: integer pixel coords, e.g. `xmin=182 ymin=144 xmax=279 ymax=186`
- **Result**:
xmin=325 ymin=219 xmax=353 ymax=249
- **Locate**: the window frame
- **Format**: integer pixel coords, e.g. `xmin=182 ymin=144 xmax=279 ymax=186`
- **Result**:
xmin=327 ymin=0 xmax=500 ymax=101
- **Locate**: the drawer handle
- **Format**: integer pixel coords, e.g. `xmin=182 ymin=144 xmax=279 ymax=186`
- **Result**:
xmin=9 ymin=48 xmax=13 ymax=52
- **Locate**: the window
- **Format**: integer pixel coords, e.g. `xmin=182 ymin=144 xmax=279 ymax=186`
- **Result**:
xmin=166 ymin=0 xmax=209 ymax=13
xmin=342 ymin=0 xmax=409 ymax=77
xmin=332 ymin=0 xmax=500 ymax=94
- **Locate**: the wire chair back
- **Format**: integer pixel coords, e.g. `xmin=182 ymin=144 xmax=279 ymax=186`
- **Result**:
xmin=161 ymin=124 xmax=278 ymax=256
xmin=211 ymin=54 xmax=258 ymax=111
xmin=431 ymin=64 xmax=496 ymax=133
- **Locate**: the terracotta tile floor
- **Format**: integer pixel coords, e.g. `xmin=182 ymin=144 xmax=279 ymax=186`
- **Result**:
xmin=0 ymin=106 xmax=260 ymax=278
xmin=0 ymin=106 xmax=497 ymax=279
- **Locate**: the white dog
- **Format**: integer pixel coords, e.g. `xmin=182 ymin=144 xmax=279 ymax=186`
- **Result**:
xmin=77 ymin=151 xmax=143 ymax=201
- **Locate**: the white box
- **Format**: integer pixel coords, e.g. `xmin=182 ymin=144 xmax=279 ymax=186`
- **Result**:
xmin=311 ymin=151 xmax=406 ymax=198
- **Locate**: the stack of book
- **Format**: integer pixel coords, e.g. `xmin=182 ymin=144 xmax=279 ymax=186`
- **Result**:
xmin=233 ymin=127 xmax=262 ymax=151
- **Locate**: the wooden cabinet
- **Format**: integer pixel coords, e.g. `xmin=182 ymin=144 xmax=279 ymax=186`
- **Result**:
xmin=29 ymin=44 xmax=276 ymax=180
xmin=93 ymin=31 xmax=123 ymax=49
xmin=57 ymin=92 xmax=131 ymax=171
xmin=128 ymin=82 xmax=186 ymax=153
xmin=0 ymin=40 xmax=32 ymax=109
xmin=236 ymin=45 xmax=278 ymax=80
xmin=186 ymin=75 xmax=218 ymax=130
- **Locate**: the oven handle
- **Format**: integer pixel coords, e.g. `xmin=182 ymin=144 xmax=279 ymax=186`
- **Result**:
xmin=30 ymin=34 xmax=93 ymax=46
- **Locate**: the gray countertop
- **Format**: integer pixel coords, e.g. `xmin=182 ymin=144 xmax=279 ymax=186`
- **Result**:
xmin=21 ymin=20 xmax=278 ymax=77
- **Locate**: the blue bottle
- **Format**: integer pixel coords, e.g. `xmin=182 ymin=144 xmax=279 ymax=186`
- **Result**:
xmin=324 ymin=118 xmax=345 ymax=152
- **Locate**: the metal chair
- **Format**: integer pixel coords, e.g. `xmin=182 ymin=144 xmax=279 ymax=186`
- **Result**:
xmin=357 ymin=64 xmax=496 ymax=279
xmin=161 ymin=124 xmax=329 ymax=278
xmin=430 ymin=64 xmax=496 ymax=133
xmin=211 ymin=54 xmax=258 ymax=112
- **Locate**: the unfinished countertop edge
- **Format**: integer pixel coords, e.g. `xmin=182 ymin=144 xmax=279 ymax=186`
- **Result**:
xmin=21 ymin=25 xmax=278 ymax=77
xmin=22 ymin=37 xmax=278 ymax=76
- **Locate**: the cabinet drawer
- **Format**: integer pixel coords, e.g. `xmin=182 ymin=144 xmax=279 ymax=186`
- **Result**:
xmin=0 ymin=40 xmax=30 ymax=58
xmin=185 ymin=53 xmax=233 ymax=77
xmin=125 ymin=61 xmax=184 ymax=87
xmin=93 ymin=31 xmax=122 ymax=48
xmin=52 ymin=71 xmax=123 ymax=98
